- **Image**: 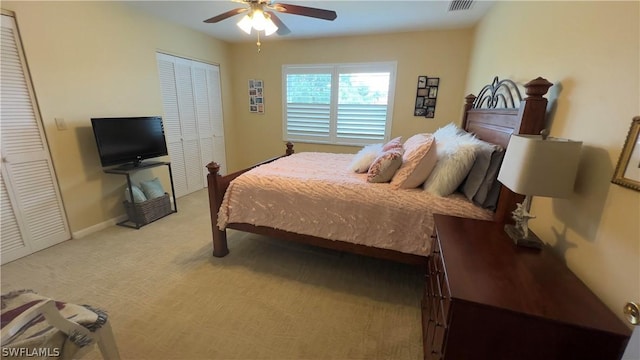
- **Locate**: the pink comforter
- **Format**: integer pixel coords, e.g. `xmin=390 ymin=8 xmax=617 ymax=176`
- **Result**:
xmin=218 ymin=152 xmax=492 ymax=256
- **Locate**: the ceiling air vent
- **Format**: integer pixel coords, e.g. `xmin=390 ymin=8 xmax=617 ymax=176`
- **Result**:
xmin=449 ymin=0 xmax=474 ymax=11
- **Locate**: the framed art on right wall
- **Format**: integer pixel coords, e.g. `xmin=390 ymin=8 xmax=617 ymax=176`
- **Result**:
xmin=612 ymin=116 xmax=640 ymax=191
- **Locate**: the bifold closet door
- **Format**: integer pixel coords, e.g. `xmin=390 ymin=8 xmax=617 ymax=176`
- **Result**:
xmin=1 ymin=13 xmax=71 ymax=264
xmin=156 ymin=53 xmax=226 ymax=198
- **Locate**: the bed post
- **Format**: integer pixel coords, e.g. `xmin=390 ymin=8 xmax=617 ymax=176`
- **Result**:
xmin=206 ymin=162 xmax=229 ymax=257
xmin=517 ymin=77 xmax=553 ymax=134
xmin=494 ymin=77 xmax=553 ymax=224
xmin=461 ymin=94 xmax=476 ymax=129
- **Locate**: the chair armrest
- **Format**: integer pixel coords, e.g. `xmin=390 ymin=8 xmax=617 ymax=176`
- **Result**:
xmin=1 ymin=300 xmax=93 ymax=347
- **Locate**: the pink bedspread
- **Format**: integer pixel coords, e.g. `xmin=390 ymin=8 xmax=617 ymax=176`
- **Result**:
xmin=218 ymin=152 xmax=492 ymax=256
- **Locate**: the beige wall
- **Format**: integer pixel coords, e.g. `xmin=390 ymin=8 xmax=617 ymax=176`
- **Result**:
xmin=228 ymin=29 xmax=474 ymax=168
xmin=2 ymin=1 xmax=234 ymax=233
xmin=466 ymin=1 xmax=639 ymax=324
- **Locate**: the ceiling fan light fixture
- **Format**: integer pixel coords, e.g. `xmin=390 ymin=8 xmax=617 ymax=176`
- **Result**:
xmin=236 ymin=14 xmax=253 ymax=34
xmin=251 ymin=9 xmax=268 ymax=31
xmin=263 ymin=16 xmax=278 ymax=36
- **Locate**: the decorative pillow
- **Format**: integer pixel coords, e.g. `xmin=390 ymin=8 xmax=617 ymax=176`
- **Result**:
xmin=348 ymin=143 xmax=383 ymax=173
xmin=367 ymin=148 xmax=404 ymax=183
xmin=473 ymin=147 xmax=506 ymax=208
xmin=140 ymin=177 xmax=165 ymax=199
xmin=382 ymin=136 xmax=403 ymax=151
xmin=124 ymin=185 xmax=147 ymax=203
xmin=390 ymin=134 xmax=438 ymax=189
xmin=433 ymin=123 xmax=462 ymax=142
xmin=461 ymin=141 xmax=502 ymax=200
xmin=423 ymin=142 xmax=478 ymax=196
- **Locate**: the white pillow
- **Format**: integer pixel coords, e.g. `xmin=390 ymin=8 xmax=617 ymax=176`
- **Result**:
xmin=423 ymin=141 xmax=478 ymax=196
xmin=348 ymin=143 xmax=383 ymax=173
xmin=433 ymin=123 xmax=462 ymax=142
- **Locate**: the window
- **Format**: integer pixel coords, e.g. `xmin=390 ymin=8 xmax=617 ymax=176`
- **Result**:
xmin=283 ymin=62 xmax=397 ymax=146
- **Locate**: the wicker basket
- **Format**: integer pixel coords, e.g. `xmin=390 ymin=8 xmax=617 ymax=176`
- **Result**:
xmin=123 ymin=193 xmax=172 ymax=225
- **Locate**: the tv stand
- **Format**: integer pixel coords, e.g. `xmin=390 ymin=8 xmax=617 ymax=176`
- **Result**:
xmin=104 ymin=161 xmax=177 ymax=229
xmin=114 ymin=160 xmax=164 ymax=171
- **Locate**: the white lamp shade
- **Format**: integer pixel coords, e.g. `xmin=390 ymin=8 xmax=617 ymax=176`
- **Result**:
xmin=263 ymin=17 xmax=278 ymax=36
xmin=237 ymin=15 xmax=252 ymax=34
xmin=497 ymin=134 xmax=582 ymax=198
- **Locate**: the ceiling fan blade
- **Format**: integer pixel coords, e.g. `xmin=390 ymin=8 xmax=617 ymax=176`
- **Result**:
xmin=272 ymin=3 xmax=337 ymax=21
xmin=203 ymin=7 xmax=248 ymax=23
xmin=266 ymin=12 xmax=291 ymax=35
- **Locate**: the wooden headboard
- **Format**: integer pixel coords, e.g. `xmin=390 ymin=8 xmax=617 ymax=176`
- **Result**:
xmin=461 ymin=76 xmax=552 ymax=223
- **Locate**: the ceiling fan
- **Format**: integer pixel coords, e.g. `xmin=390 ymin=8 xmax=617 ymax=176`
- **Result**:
xmin=203 ymin=0 xmax=337 ymax=37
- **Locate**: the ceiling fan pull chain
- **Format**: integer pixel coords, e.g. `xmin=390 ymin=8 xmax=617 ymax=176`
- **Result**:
xmin=256 ymin=31 xmax=261 ymax=53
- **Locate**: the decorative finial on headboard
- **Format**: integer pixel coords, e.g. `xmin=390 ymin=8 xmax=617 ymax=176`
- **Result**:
xmin=524 ymin=77 xmax=553 ymax=98
xmin=465 ymin=94 xmax=476 ymax=105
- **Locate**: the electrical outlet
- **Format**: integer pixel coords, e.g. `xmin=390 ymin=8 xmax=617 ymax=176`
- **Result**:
xmin=54 ymin=117 xmax=67 ymax=130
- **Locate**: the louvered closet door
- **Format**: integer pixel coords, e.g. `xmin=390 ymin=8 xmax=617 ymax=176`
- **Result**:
xmin=176 ymin=58 xmax=204 ymax=194
xmin=193 ymin=62 xmax=226 ymax=184
xmin=1 ymin=14 xmax=70 ymax=264
xmin=157 ymin=53 xmax=225 ymax=197
xmin=157 ymin=54 xmax=203 ymax=197
xmin=207 ymin=65 xmax=227 ymax=176
xmin=158 ymin=55 xmax=189 ymax=197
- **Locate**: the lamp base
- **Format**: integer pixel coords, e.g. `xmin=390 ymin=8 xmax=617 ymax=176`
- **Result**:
xmin=504 ymin=224 xmax=543 ymax=250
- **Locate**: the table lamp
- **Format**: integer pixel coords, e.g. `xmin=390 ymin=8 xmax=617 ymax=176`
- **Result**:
xmin=497 ymin=130 xmax=582 ymax=249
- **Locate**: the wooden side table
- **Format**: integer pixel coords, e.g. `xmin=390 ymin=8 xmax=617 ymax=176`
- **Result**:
xmin=422 ymin=214 xmax=631 ymax=360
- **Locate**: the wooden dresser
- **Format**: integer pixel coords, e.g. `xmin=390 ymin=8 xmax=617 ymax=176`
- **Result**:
xmin=423 ymin=214 xmax=631 ymax=360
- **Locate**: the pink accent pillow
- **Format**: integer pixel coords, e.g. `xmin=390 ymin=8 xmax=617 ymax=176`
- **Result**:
xmin=367 ymin=148 xmax=404 ymax=183
xmin=390 ymin=134 xmax=438 ymax=189
xmin=382 ymin=136 xmax=403 ymax=151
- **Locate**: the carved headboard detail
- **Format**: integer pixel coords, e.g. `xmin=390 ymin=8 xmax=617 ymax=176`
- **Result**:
xmin=472 ymin=76 xmax=523 ymax=109
xmin=461 ymin=77 xmax=552 ymax=149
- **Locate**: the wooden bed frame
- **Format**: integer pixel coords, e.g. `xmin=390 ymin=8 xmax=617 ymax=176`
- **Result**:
xmin=206 ymin=76 xmax=552 ymax=266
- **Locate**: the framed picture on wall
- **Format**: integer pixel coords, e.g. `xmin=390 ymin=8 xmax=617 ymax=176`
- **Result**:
xmin=612 ymin=116 xmax=640 ymax=191
xmin=249 ymin=79 xmax=265 ymax=114
xmin=414 ymin=75 xmax=440 ymax=118
xmin=417 ymin=76 xmax=427 ymax=89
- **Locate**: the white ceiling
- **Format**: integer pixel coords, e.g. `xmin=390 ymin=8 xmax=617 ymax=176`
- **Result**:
xmin=126 ymin=0 xmax=495 ymax=43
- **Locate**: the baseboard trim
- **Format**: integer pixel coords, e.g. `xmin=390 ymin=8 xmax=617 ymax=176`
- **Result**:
xmin=72 ymin=214 xmax=128 ymax=239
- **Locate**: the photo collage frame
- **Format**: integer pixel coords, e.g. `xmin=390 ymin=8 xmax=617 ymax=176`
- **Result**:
xmin=248 ymin=79 xmax=264 ymax=114
xmin=414 ymin=76 xmax=439 ymax=118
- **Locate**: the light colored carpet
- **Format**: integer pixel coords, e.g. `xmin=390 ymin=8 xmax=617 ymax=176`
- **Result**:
xmin=0 ymin=189 xmax=424 ymax=359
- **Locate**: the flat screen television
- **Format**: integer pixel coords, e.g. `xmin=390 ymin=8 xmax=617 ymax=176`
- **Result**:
xmin=91 ymin=116 xmax=168 ymax=168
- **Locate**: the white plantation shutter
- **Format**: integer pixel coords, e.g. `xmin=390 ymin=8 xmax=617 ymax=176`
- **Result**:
xmin=1 ymin=13 xmax=70 ymax=264
xmin=156 ymin=53 xmax=225 ymax=197
xmin=284 ymin=68 xmax=332 ymax=143
xmin=283 ymin=62 xmax=396 ymax=146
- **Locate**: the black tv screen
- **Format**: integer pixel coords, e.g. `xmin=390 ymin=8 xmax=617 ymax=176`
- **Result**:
xmin=91 ymin=116 xmax=168 ymax=167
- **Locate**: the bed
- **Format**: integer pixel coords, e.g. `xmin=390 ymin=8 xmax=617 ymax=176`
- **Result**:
xmin=206 ymin=76 xmax=552 ymax=266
